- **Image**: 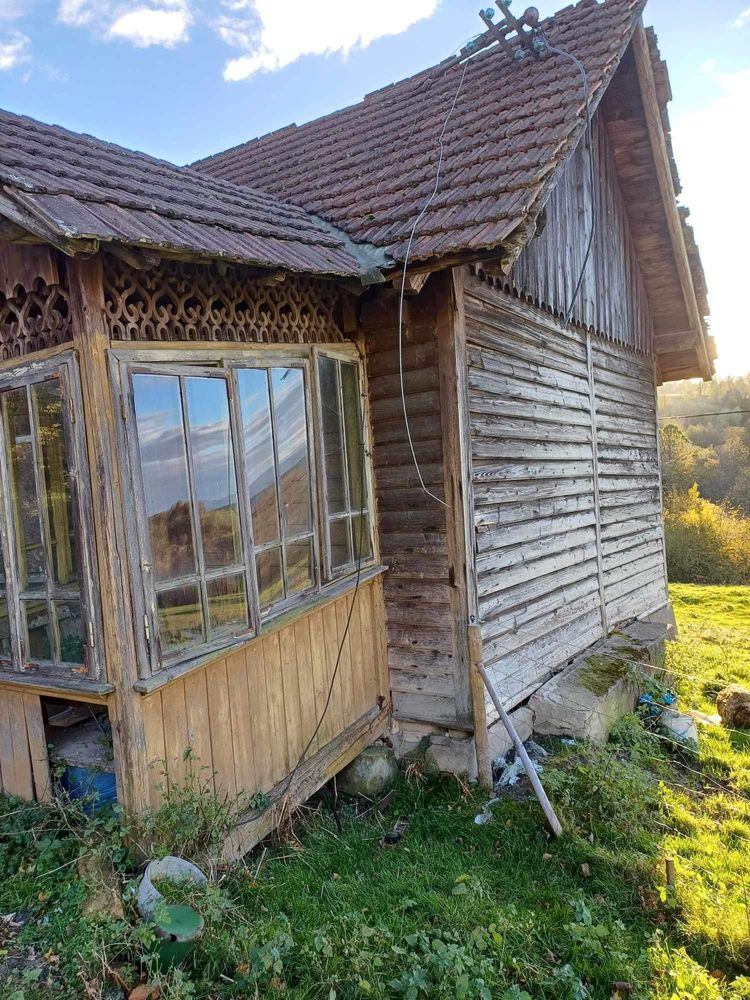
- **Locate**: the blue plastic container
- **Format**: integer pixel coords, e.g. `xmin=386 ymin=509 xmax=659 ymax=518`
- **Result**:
xmin=62 ymin=765 xmax=117 ymax=812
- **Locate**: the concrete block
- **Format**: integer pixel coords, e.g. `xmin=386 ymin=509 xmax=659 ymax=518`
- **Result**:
xmin=424 ymin=733 xmax=478 ymax=782
xmin=487 ymin=707 xmax=534 ymax=763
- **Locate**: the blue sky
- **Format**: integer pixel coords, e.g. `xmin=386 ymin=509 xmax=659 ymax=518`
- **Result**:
xmin=1 ymin=0 xmax=748 ymax=376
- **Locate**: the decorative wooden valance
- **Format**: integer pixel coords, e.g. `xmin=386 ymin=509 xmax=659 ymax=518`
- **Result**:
xmin=103 ymin=258 xmax=349 ymax=345
xmin=0 ymin=270 xmax=72 ymax=359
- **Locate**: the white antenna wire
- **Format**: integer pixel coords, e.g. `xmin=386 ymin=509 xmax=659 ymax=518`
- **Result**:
xmin=397 ymin=58 xmax=471 ymax=509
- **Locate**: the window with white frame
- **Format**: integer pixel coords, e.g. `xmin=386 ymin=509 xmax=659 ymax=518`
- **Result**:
xmin=0 ymin=354 xmax=101 ymax=679
xmin=118 ymin=347 xmax=374 ymax=674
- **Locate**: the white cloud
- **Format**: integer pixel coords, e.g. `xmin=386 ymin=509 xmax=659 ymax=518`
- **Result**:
xmin=58 ymin=0 xmax=192 ymax=48
xmin=0 ymin=0 xmax=31 ymax=19
xmin=734 ymin=6 xmax=750 ymax=28
xmin=220 ymin=0 xmax=438 ymax=82
xmin=672 ymin=66 xmax=750 ymax=376
xmin=109 ymin=6 xmax=190 ymax=46
xmin=0 ymin=28 xmax=29 ymax=69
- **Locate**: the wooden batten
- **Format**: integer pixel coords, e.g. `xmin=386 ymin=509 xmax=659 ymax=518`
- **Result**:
xmin=67 ymin=256 xmax=151 ymax=816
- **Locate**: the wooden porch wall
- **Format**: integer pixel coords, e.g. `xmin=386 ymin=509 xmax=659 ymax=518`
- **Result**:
xmin=362 ymin=282 xmax=471 ymax=729
xmin=509 ymin=113 xmax=653 ymax=355
xmin=0 ymin=688 xmax=50 ymax=801
xmin=141 ymin=577 xmax=387 ymax=809
xmin=463 ymin=273 xmax=667 ymax=719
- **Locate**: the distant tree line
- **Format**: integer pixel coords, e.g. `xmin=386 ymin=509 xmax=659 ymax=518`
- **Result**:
xmin=659 ymin=376 xmax=750 ymax=585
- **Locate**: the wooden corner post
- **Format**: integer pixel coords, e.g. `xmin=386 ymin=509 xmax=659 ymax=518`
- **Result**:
xmin=67 ymin=255 xmax=151 ymax=817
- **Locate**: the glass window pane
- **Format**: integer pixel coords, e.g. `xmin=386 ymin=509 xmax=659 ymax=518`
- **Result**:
xmin=55 ymin=601 xmax=84 ymax=665
xmin=352 ymin=514 xmax=372 ymax=562
xmin=133 ymin=374 xmax=196 ymax=582
xmin=318 ymin=358 xmax=347 ymax=514
xmin=4 ymin=387 xmax=45 ymax=589
xmin=329 ymin=518 xmax=351 ymax=571
xmin=256 ymin=548 xmax=283 ymax=613
xmin=33 ymin=381 xmax=79 ymax=588
xmin=341 ymin=362 xmax=366 ymax=514
xmin=237 ymin=369 xmax=280 ymax=547
xmin=207 ymin=573 xmax=248 ymax=636
xmin=23 ymin=598 xmax=51 ymax=661
xmin=286 ymin=539 xmax=313 ymax=597
xmin=0 ymin=600 xmax=11 ymax=658
xmin=272 ymin=368 xmax=312 ymax=536
xmin=156 ymin=584 xmax=204 ymax=653
xmin=184 ymin=377 xmax=242 ymax=571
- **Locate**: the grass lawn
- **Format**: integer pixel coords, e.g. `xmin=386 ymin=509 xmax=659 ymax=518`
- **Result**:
xmin=1 ymin=584 xmax=749 ymax=999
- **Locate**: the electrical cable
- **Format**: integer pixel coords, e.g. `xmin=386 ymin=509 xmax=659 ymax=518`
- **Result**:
xmin=659 ymin=409 xmax=750 ymax=421
xmin=538 ymin=30 xmax=596 ymax=327
xmin=397 ymin=57 xmax=471 ymax=509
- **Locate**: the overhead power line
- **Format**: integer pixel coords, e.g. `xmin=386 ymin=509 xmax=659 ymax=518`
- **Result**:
xmin=659 ymin=409 xmax=750 ymax=420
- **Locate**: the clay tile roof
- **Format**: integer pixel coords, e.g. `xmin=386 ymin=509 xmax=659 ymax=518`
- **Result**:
xmin=195 ymin=0 xmax=646 ymax=265
xmin=0 ymin=108 xmax=385 ymax=278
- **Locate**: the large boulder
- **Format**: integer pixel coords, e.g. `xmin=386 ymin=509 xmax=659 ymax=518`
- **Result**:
xmin=337 ymin=743 xmax=399 ymax=799
xmin=717 ymin=684 xmax=750 ymax=729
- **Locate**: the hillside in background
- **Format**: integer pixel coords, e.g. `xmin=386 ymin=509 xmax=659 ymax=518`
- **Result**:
xmin=659 ymin=375 xmax=750 ymax=584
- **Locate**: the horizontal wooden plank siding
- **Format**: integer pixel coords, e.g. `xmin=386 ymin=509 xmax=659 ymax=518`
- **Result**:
xmin=364 ymin=284 xmax=466 ymax=727
xmin=464 ymin=277 xmax=602 ymax=720
xmin=593 ymin=339 xmax=668 ymax=624
xmin=463 ymin=272 xmax=667 ymax=720
xmin=508 ymin=113 xmax=653 ymax=355
xmin=141 ymin=577 xmax=387 ymax=808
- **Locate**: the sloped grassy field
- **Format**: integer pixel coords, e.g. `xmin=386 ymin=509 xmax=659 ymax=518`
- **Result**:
xmin=0 ymin=585 xmax=749 ymax=999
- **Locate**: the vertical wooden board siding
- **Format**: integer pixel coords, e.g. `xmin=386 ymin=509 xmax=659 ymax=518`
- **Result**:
xmin=510 ymin=113 xmax=654 ymax=356
xmin=293 ymin=616 xmax=318 ymax=755
xmin=245 ymin=642 xmax=274 ymax=793
xmin=334 ymin=596 xmax=357 ymax=728
xmin=160 ymin=680 xmax=189 ymax=789
xmin=593 ymin=340 xmax=668 ymax=624
xmin=363 ymin=283 xmax=466 ymax=728
xmin=464 ymin=275 xmax=604 ymax=715
xmin=347 ymin=593 xmax=369 ymax=721
xmin=23 ymin=694 xmax=51 ymax=802
xmin=205 ymin=659 xmax=236 ymax=798
xmin=321 ymin=600 xmax=346 ymax=739
xmin=261 ymin=632 xmax=290 ymax=784
xmin=307 ymin=608 xmax=334 ymax=749
xmin=141 ymin=692 xmax=167 ymax=808
xmin=278 ymin=623 xmax=304 ymax=767
xmin=0 ymin=690 xmax=36 ymax=800
xmin=225 ymin=648 xmax=257 ymax=797
xmin=183 ymin=670 xmax=215 ymax=792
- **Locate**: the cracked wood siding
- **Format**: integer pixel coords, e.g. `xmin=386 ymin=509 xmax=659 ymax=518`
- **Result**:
xmin=363 ymin=282 xmax=470 ymax=728
xmin=463 ymin=273 xmax=667 ymax=722
xmin=510 ymin=113 xmax=653 ymax=355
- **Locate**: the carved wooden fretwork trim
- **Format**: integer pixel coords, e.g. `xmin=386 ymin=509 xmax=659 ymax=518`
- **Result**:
xmin=0 ymin=276 xmax=72 ymax=359
xmin=103 ymin=258 xmax=348 ymax=344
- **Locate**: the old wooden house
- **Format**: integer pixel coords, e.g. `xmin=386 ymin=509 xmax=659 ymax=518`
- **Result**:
xmin=0 ymin=0 xmax=712 ymax=851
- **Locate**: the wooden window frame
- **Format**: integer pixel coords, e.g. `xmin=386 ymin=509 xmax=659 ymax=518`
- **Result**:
xmin=313 ymin=346 xmax=375 ymax=583
xmin=111 ymin=344 xmax=376 ymax=678
xmin=0 ymin=352 xmax=103 ymax=680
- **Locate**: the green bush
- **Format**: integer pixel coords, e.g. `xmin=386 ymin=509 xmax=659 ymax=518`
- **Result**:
xmin=664 ymin=485 xmax=750 ymax=585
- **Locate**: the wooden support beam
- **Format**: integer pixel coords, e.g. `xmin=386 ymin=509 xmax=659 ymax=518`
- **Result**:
xmin=631 ymin=22 xmax=712 ymax=381
xmin=67 ymin=255 xmax=151 ymax=817
xmin=469 ymin=626 xmax=492 ymax=790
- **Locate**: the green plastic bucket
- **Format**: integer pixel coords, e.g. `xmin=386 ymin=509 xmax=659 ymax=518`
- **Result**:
xmin=151 ymin=904 xmax=204 ymax=970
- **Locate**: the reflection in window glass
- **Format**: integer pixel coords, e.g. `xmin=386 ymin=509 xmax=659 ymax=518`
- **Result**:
xmin=156 ymin=584 xmax=204 ymax=653
xmin=133 ymin=374 xmax=196 ymax=583
xmin=236 ymin=366 xmax=315 ymax=615
xmin=4 ymin=387 xmax=45 ymax=590
xmin=239 ymin=369 xmax=279 ymax=547
xmin=256 ymin=548 xmax=283 ymax=613
xmin=317 ymin=357 xmax=371 ymax=577
xmin=207 ymin=573 xmax=248 ymax=635
xmin=185 ymin=377 xmax=242 ymax=571
xmin=318 ymin=358 xmax=347 ymax=514
xmin=0 ymin=600 xmax=11 ymax=658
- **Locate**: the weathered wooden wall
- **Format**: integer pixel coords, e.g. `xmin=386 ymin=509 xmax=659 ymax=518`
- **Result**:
xmin=510 ymin=113 xmax=653 ymax=355
xmin=463 ymin=271 xmax=667 ymax=719
xmin=0 ymin=688 xmax=50 ymax=801
xmin=141 ymin=575 xmax=388 ymax=808
xmin=363 ymin=282 xmax=470 ymax=729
